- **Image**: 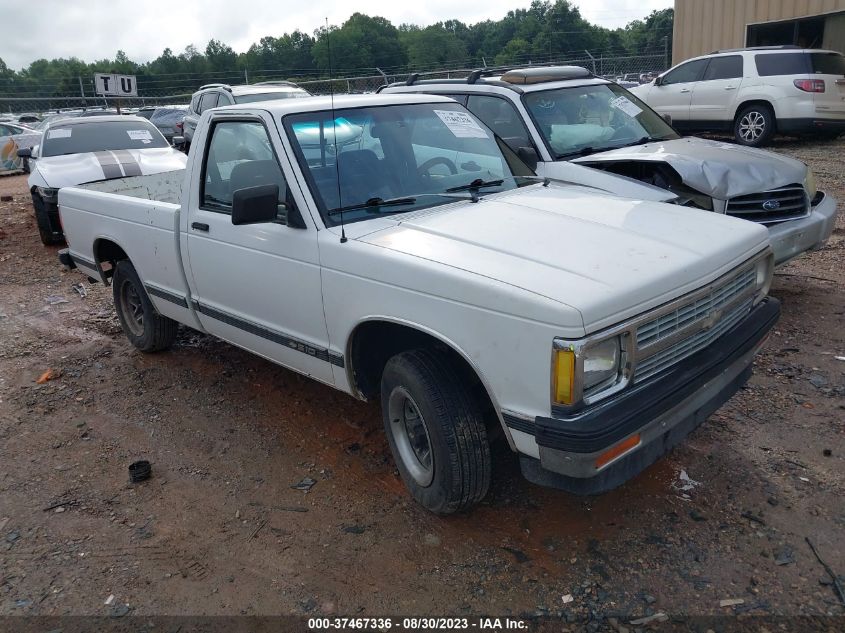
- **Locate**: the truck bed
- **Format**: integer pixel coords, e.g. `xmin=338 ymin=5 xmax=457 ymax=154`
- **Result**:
xmin=58 ymin=169 xmax=200 ymax=329
xmin=78 ymin=169 xmax=184 ymax=204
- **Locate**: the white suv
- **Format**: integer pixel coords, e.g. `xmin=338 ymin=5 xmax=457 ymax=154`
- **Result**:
xmin=181 ymin=81 xmax=310 ymax=147
xmin=630 ymin=46 xmax=845 ymax=146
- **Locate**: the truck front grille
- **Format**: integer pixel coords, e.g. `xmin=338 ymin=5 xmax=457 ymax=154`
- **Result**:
xmin=726 ymin=184 xmax=808 ymax=224
xmin=635 ymin=297 xmax=754 ymax=383
xmin=633 ymin=265 xmax=757 ymax=383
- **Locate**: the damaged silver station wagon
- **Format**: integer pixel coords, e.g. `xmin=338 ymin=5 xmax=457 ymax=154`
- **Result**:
xmin=382 ymin=66 xmax=839 ymax=266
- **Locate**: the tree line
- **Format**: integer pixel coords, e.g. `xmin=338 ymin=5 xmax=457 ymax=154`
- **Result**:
xmin=0 ymin=1 xmax=672 ymax=99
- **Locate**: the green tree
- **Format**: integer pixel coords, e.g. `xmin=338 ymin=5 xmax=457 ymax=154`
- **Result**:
xmin=312 ymin=13 xmax=407 ymax=72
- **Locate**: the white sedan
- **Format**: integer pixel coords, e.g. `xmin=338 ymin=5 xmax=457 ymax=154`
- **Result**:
xmin=21 ymin=115 xmax=187 ymax=244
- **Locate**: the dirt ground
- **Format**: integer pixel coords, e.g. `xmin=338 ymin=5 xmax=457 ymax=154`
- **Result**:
xmin=1 ymin=137 xmax=844 ymax=627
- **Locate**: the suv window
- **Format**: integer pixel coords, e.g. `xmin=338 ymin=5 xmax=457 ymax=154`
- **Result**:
xmin=810 ymin=52 xmax=845 ymax=75
xmin=755 ymin=53 xmax=810 ymax=76
xmin=191 ymin=95 xmax=200 ymax=114
xmin=199 ymin=92 xmax=219 ymax=114
xmin=661 ymin=59 xmax=708 ymax=85
xmin=201 ymin=120 xmax=289 ymax=218
xmin=703 ymin=55 xmax=743 ymax=80
xmin=467 ymin=95 xmax=533 ymax=151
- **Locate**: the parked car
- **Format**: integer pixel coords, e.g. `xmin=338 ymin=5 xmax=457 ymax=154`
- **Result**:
xmin=630 ymin=46 xmax=845 ymax=146
xmin=182 ymin=81 xmax=311 ymax=147
xmin=134 ymin=106 xmax=157 ymax=120
xmin=149 ymin=106 xmax=188 ymax=142
xmin=381 ymin=65 xmax=838 ymax=266
xmin=1 ymin=123 xmax=42 ymax=174
xmin=56 ymin=93 xmax=778 ymax=513
xmin=20 ymin=115 xmax=186 ymax=245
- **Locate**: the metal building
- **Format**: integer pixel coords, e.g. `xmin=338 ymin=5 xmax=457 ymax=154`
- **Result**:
xmin=673 ymin=0 xmax=845 ymax=64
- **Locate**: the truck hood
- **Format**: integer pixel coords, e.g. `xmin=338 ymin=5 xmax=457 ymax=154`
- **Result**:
xmin=34 ymin=148 xmax=187 ymax=189
xmin=359 ymin=185 xmax=769 ymax=332
xmin=572 ymin=137 xmax=807 ymax=200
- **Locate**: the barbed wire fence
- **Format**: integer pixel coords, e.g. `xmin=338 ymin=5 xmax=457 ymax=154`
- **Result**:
xmin=0 ymin=53 xmax=667 ymax=114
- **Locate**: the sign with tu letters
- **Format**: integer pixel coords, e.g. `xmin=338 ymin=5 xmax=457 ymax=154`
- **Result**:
xmin=94 ymin=73 xmax=138 ymax=97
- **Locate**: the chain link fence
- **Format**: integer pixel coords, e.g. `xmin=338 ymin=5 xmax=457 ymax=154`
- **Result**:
xmin=0 ymin=54 xmax=667 ymax=115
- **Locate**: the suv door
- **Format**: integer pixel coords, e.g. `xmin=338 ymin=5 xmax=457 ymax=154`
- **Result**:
xmin=689 ymin=55 xmax=744 ymax=124
xmin=647 ymin=59 xmax=709 ymax=122
xmin=184 ymin=115 xmax=333 ymax=383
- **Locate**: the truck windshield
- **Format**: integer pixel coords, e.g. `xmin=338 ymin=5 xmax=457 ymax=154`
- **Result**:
xmin=41 ymin=120 xmax=169 ymax=157
xmin=523 ymin=83 xmax=679 ymax=159
xmin=284 ymin=102 xmax=533 ymax=227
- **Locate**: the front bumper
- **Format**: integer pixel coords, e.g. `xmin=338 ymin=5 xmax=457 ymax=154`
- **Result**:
xmin=768 ymin=191 xmax=838 ymax=266
xmin=517 ymin=297 xmax=780 ymax=495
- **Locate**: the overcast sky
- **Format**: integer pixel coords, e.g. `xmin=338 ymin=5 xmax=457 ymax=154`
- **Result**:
xmin=2 ymin=0 xmax=671 ymax=70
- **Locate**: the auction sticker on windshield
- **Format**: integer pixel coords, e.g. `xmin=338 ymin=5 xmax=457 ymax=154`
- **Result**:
xmin=609 ymin=96 xmax=642 ymax=118
xmin=127 ymin=129 xmax=153 ymax=141
xmin=434 ymin=110 xmax=488 ymax=138
xmin=47 ymin=129 xmax=72 ymax=139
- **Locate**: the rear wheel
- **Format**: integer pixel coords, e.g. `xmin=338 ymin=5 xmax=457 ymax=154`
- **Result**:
xmin=112 ymin=260 xmax=178 ymax=352
xmin=734 ymin=104 xmax=775 ymax=147
xmin=31 ymin=193 xmax=64 ymax=246
xmin=381 ymin=349 xmax=491 ymax=514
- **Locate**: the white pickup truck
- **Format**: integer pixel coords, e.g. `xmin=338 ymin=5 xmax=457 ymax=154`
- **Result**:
xmin=57 ymin=93 xmax=780 ymax=514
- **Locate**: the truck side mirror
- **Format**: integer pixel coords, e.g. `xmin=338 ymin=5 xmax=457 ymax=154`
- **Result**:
xmin=654 ymin=76 xmax=663 ymax=87
xmin=232 ymin=184 xmax=280 ymax=225
xmin=661 ymin=113 xmax=673 ymax=126
xmin=17 ymin=147 xmax=32 ymax=159
xmin=172 ymin=135 xmax=186 ymax=150
xmin=516 ymin=146 xmax=539 ymax=171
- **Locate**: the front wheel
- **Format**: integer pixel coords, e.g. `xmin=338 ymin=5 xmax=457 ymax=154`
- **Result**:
xmin=381 ymin=349 xmax=491 ymax=514
xmin=112 ymin=260 xmax=178 ymax=352
xmin=734 ymin=105 xmax=775 ymax=147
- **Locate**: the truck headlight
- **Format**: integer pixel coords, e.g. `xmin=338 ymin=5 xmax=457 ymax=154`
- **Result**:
xmin=804 ymin=168 xmax=817 ymax=200
xmin=754 ymin=252 xmax=774 ymax=305
xmin=582 ymin=338 xmax=621 ymax=391
xmin=552 ymin=336 xmax=624 ymax=406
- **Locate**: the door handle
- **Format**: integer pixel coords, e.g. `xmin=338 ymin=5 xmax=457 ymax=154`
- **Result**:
xmin=680 ymin=88 xmax=691 ymax=93
xmin=724 ymin=86 xmax=737 ymax=90
xmin=191 ymin=222 xmax=209 ymax=232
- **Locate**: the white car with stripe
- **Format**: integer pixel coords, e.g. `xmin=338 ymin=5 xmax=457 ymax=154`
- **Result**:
xmin=22 ymin=115 xmax=186 ymax=245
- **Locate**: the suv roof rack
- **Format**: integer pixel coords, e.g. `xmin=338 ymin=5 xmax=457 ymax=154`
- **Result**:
xmin=198 ymin=83 xmax=232 ymax=91
xmin=252 ymin=80 xmax=299 ymax=87
xmin=709 ymin=45 xmax=802 ymax=54
xmin=500 ymin=66 xmax=592 ymax=85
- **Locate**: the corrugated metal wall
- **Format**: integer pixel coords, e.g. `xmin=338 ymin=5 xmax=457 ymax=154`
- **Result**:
xmin=673 ymin=0 xmax=845 ymax=64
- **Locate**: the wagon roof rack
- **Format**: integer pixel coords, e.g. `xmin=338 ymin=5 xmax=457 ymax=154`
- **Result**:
xmin=709 ymin=45 xmax=802 ymax=54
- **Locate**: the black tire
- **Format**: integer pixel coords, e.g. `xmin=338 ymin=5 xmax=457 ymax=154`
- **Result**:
xmin=31 ymin=193 xmax=64 ymax=246
xmin=734 ymin=104 xmax=775 ymax=147
xmin=380 ymin=349 xmax=491 ymax=514
xmin=112 ymin=260 xmax=178 ymax=352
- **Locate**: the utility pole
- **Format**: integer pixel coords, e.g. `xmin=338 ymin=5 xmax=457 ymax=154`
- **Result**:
xmin=663 ymin=35 xmax=669 ymax=69
xmin=244 ymin=68 xmax=249 ymax=84
xmin=78 ymin=76 xmax=87 ymax=108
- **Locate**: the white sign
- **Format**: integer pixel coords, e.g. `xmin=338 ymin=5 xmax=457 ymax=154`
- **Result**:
xmin=47 ymin=128 xmax=72 ymax=139
xmin=94 ymin=73 xmax=138 ymax=97
xmin=609 ymin=96 xmax=643 ymax=118
xmin=433 ymin=110 xmax=488 ymax=138
xmin=127 ymin=129 xmax=153 ymax=141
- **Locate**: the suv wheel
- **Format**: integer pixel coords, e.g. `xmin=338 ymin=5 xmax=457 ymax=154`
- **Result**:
xmin=734 ymin=104 xmax=775 ymax=147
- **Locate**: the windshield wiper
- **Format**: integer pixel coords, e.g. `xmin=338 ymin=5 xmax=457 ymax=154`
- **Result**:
xmin=558 ymin=146 xmax=597 ymax=159
xmin=328 ymin=196 xmax=417 ymax=215
xmin=445 ymin=178 xmax=504 ymax=193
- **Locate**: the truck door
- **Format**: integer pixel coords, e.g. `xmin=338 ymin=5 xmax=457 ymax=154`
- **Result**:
xmin=184 ymin=114 xmax=335 ymax=384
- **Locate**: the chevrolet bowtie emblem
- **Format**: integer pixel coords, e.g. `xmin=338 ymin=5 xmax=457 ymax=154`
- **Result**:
xmin=702 ymin=308 xmax=724 ymax=330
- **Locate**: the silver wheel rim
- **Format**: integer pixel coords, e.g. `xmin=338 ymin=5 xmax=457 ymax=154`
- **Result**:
xmin=119 ymin=281 xmax=144 ymax=337
xmin=387 ymin=387 xmax=434 ymax=487
xmin=739 ymin=111 xmax=766 ymax=142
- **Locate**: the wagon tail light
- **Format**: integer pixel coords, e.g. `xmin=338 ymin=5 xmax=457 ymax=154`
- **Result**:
xmin=793 ymin=79 xmax=825 ymax=93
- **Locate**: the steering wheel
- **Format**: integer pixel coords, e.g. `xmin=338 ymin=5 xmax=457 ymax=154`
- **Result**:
xmin=417 ymin=156 xmax=458 ymax=177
